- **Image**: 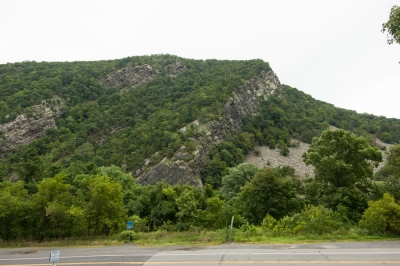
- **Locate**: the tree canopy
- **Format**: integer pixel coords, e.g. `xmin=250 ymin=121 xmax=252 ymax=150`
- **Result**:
xmin=303 ymin=129 xmax=382 ymax=188
xmin=382 ymin=5 xmax=400 ymax=45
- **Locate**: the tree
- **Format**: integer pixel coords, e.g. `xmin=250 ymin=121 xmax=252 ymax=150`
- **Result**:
xmin=303 ymin=130 xmax=382 ymax=188
xmin=32 ymin=173 xmax=73 ymax=239
xmin=237 ymin=168 xmax=299 ymax=224
xmin=86 ymin=175 xmax=126 ymax=236
xmin=199 ymin=196 xmax=226 ymax=229
xmin=302 ymin=129 xmax=382 ymax=220
xmin=382 ymin=5 xmax=400 ymax=45
xmin=175 ymin=188 xmax=198 ymax=228
xmin=74 ymin=175 xmax=126 ymax=236
xmin=14 ymin=148 xmax=44 ymax=184
xmin=220 ymin=163 xmax=258 ymax=200
xmin=387 ymin=144 xmax=400 ymax=177
xmin=374 ymin=144 xmax=400 ymax=201
xmin=0 ymin=182 xmax=29 ymax=241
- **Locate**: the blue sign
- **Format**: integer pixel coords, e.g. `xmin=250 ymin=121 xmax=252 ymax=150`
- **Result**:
xmin=49 ymin=251 xmax=60 ymax=262
xmin=127 ymin=221 xmax=133 ymax=229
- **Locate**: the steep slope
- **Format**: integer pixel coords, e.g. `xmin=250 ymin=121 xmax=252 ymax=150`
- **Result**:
xmin=0 ymin=97 xmax=64 ymax=157
xmin=0 ymin=55 xmax=399 ymax=185
xmin=135 ymin=70 xmax=281 ymax=186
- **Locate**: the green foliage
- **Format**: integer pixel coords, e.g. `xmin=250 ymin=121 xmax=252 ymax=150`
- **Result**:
xmin=279 ymin=140 xmax=289 ymax=156
xmin=200 ymin=196 xmax=226 ymax=229
xmin=303 ymin=130 xmax=382 ymax=218
xmin=175 ymin=188 xmax=198 ymax=227
xmin=237 ymin=168 xmax=302 ymax=224
xmin=128 ymin=215 xmax=149 ymax=233
xmin=382 ymin=5 xmax=400 ymax=45
xmin=292 ymin=205 xmax=347 ymax=235
xmin=359 ymin=193 xmax=400 ymax=235
xmin=1 ymin=56 xmax=272 ymax=180
xmin=2 ymin=55 xmax=400 ymax=242
xmin=0 ymin=181 xmax=29 ymax=241
xmin=1 ymin=56 xmax=400 ymax=188
xmin=32 ymin=173 xmax=73 ymax=239
xmin=374 ymin=145 xmax=400 ymax=201
xmin=220 ymin=163 xmax=259 ymax=200
xmin=13 ymin=147 xmax=44 ymax=184
xmin=80 ymin=175 xmax=127 ymax=236
xmin=387 ymin=144 xmax=400 ymax=177
xmin=302 ymin=130 xmax=383 ymax=221
xmin=242 ymin=85 xmax=400 ymax=147
xmin=303 ymin=129 xmax=382 ymax=188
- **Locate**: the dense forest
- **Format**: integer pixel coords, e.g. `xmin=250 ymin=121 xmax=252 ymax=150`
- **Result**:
xmin=1 ymin=55 xmax=400 ymax=241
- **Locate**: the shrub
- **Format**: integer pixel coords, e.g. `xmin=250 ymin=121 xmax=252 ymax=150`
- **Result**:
xmin=293 ymin=205 xmax=344 ymax=235
xmin=359 ymin=193 xmax=400 ymax=235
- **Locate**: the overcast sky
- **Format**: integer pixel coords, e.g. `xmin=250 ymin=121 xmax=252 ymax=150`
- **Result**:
xmin=1 ymin=0 xmax=399 ymax=118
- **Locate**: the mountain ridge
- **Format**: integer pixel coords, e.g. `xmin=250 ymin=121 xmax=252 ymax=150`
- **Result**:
xmin=0 ymin=55 xmax=398 ymax=185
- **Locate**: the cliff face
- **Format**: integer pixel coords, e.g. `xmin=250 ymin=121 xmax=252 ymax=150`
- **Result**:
xmin=135 ymin=70 xmax=282 ymax=187
xmin=0 ymin=98 xmax=64 ymax=158
xmin=99 ymin=60 xmax=187 ymax=89
xmin=99 ymin=64 xmax=157 ymax=89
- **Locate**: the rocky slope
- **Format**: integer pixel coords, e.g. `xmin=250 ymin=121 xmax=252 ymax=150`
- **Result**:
xmin=135 ymin=70 xmax=282 ymax=187
xmin=244 ymin=137 xmax=392 ymax=179
xmin=0 ymin=98 xmax=64 ymax=157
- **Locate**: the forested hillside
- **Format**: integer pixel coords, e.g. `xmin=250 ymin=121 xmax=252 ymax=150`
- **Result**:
xmin=1 ymin=55 xmax=400 ymax=241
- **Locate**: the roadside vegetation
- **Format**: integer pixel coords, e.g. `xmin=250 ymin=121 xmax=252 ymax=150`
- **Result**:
xmin=1 ymin=131 xmax=400 ymax=247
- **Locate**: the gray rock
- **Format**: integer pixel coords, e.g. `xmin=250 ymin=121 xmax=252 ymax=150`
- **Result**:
xmin=0 ymin=98 xmax=64 ymax=157
xmin=99 ymin=64 xmax=156 ymax=89
xmin=136 ymin=70 xmax=282 ymax=187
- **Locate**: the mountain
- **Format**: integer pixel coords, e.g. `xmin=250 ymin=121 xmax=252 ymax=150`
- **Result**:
xmin=0 ymin=55 xmax=399 ymax=185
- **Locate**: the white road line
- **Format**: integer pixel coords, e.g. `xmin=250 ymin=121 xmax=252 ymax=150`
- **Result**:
xmin=2 ymin=251 xmax=400 ymax=261
xmin=0 ymin=255 xmax=155 ymax=261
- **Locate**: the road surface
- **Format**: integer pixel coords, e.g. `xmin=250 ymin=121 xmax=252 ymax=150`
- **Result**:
xmin=0 ymin=241 xmax=399 ymax=266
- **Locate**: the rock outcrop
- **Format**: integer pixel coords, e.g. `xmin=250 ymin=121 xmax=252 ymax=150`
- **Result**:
xmin=0 ymin=98 xmax=64 ymax=157
xmin=164 ymin=60 xmax=187 ymax=76
xmin=99 ymin=64 xmax=156 ymax=89
xmin=99 ymin=60 xmax=187 ymax=89
xmin=135 ymin=70 xmax=282 ymax=187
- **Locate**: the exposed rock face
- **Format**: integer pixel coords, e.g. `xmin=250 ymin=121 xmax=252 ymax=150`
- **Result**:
xmin=99 ymin=64 xmax=156 ymax=89
xmin=135 ymin=70 xmax=282 ymax=187
xmin=99 ymin=60 xmax=187 ymax=89
xmin=0 ymin=98 xmax=64 ymax=157
xmin=225 ymin=70 xmax=280 ymax=130
xmin=164 ymin=60 xmax=187 ymax=76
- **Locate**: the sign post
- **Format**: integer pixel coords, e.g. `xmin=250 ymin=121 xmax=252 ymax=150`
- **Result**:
xmin=229 ymin=216 xmax=234 ymax=242
xmin=127 ymin=221 xmax=133 ymax=243
xmin=49 ymin=251 xmax=60 ymax=266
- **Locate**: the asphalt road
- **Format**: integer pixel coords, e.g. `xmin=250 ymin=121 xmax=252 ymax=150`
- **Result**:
xmin=0 ymin=241 xmax=399 ymax=266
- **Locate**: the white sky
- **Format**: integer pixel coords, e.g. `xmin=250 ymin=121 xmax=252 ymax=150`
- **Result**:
xmin=1 ymin=0 xmax=399 ymax=118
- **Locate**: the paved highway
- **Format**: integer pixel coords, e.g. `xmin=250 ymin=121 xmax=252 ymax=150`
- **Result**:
xmin=0 ymin=241 xmax=399 ymax=266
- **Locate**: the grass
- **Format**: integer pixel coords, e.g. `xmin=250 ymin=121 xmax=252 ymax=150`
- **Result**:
xmin=131 ymin=230 xmax=229 ymax=246
xmin=1 ymin=229 xmax=399 ymax=248
xmin=0 ymin=236 xmax=123 ymax=248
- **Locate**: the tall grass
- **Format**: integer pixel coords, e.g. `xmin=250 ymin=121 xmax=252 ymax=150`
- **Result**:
xmin=0 ymin=236 xmax=123 ymax=248
xmin=1 ymin=227 xmax=399 ymax=248
xmin=124 ymin=229 xmax=229 ymax=246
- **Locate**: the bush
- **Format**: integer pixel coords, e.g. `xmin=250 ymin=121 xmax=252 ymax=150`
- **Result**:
xmin=359 ymin=193 xmax=400 ymax=235
xmin=293 ymin=205 xmax=345 ymax=235
xmin=128 ymin=215 xmax=149 ymax=232
xmin=118 ymin=230 xmax=137 ymax=242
